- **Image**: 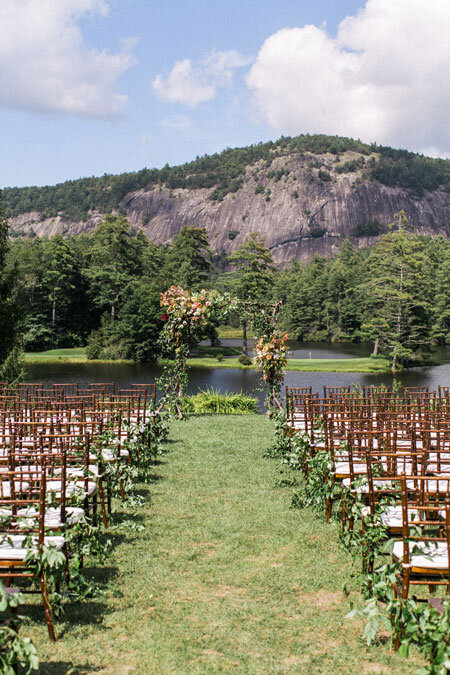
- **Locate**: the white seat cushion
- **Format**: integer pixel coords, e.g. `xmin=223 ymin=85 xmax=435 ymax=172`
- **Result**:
xmin=47 ymin=480 xmax=97 ymax=498
xmin=15 ymin=506 xmax=85 ymax=528
xmin=359 ymin=505 xmax=444 ymax=528
xmin=393 ymin=540 xmax=449 ymax=570
xmin=102 ymin=448 xmax=130 ymax=461
xmin=0 ymin=534 xmax=65 ymax=560
xmin=335 ymin=461 xmax=367 ymax=476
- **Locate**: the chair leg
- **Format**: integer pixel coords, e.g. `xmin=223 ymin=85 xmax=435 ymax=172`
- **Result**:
xmin=97 ymin=478 xmax=108 ymax=528
xmin=326 ymin=495 xmax=333 ymax=522
xmin=401 ymin=567 xmax=410 ymax=600
xmin=40 ymin=574 xmax=56 ymax=641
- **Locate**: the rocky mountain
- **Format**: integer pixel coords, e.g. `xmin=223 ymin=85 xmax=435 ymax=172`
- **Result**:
xmin=5 ymin=135 xmax=450 ymax=265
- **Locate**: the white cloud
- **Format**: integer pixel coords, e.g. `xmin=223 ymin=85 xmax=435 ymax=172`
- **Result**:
xmin=246 ymin=0 xmax=450 ymax=155
xmin=161 ymin=115 xmax=192 ymax=131
xmin=0 ymin=0 xmax=135 ymax=118
xmin=153 ymin=50 xmax=249 ymax=108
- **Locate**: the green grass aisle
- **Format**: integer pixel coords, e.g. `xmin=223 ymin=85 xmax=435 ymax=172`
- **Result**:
xmin=29 ymin=416 xmax=423 ymax=673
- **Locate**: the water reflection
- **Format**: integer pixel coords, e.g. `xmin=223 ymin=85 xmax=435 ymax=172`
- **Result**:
xmin=25 ymin=340 xmax=450 ymax=410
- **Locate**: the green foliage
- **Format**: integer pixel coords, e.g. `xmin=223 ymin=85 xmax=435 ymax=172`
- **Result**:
xmin=352 ymin=219 xmax=384 ymax=237
xmin=85 ymin=214 xmax=144 ymax=321
xmin=85 ymin=315 xmax=126 ymax=360
xmin=0 ymin=584 xmax=39 ymax=673
xmin=0 ymin=341 xmax=25 ymax=384
xmin=309 ymin=226 xmax=327 ymax=238
xmin=360 ymin=212 xmax=434 ymax=370
xmin=318 ymin=169 xmax=332 ymax=182
xmin=165 ymin=226 xmax=212 ymax=289
xmin=0 ymin=192 xmax=20 ymax=363
xmin=182 ymin=387 xmax=258 ymax=414
xmin=238 ymin=353 xmax=253 ymax=366
xmin=335 ymin=157 xmax=366 ymax=173
xmin=370 ymin=146 xmax=450 ymax=196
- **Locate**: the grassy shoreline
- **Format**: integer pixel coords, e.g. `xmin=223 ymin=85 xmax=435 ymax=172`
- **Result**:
xmin=25 ymin=348 xmax=391 ymax=373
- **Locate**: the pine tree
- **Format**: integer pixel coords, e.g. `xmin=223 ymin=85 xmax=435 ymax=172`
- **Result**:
xmin=0 ymin=191 xmax=21 ymax=381
xmin=227 ymin=233 xmax=275 ymax=354
xmin=166 ymin=226 xmax=213 ymax=289
xmin=85 ymin=215 xmax=143 ymax=321
xmin=430 ymin=246 xmax=450 ymax=344
xmin=360 ymin=212 xmax=433 ymax=371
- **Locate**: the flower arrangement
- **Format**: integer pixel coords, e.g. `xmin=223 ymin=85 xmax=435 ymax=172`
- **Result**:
xmin=254 ymin=330 xmax=288 ymax=411
xmin=159 ymin=286 xmax=233 ymax=418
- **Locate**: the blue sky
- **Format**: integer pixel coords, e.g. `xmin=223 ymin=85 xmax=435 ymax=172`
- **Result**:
xmin=1 ymin=0 xmax=448 ymax=188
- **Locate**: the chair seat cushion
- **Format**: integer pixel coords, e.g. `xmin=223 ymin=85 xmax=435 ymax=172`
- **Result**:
xmin=335 ymin=461 xmax=367 ymax=476
xmin=360 ymin=505 xmax=444 ymax=528
xmin=342 ymin=477 xmax=369 ymax=493
xmin=393 ymin=540 xmax=449 ymax=570
xmin=18 ymin=506 xmax=85 ymax=528
xmin=102 ymin=448 xmax=130 ymax=461
xmin=47 ymin=480 xmax=97 ymax=498
xmin=0 ymin=534 xmax=65 ymax=561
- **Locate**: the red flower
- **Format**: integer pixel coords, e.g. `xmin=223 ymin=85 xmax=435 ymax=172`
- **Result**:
xmin=159 ymin=314 xmax=169 ymax=321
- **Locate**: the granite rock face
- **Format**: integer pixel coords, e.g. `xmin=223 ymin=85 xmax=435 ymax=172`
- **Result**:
xmin=9 ymin=151 xmax=449 ymax=265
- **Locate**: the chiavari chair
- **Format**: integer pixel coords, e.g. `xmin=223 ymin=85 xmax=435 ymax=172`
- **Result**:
xmin=323 ymin=385 xmax=351 ymax=399
xmin=0 ymin=463 xmax=61 ymax=639
xmin=392 ymin=476 xmax=450 ymax=600
xmin=52 ymin=383 xmax=79 ymax=396
xmin=88 ymin=382 xmax=115 ymax=396
xmin=130 ymin=382 xmax=157 ymax=404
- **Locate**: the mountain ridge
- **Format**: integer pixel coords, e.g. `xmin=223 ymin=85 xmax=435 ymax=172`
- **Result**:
xmin=5 ymin=134 xmax=450 ymax=264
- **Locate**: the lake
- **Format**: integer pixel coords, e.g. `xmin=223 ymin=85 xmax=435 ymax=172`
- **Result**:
xmin=25 ymin=341 xmax=450 ymax=407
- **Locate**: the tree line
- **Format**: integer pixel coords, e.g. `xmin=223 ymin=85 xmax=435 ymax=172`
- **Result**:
xmin=1 ymin=205 xmax=448 ymax=373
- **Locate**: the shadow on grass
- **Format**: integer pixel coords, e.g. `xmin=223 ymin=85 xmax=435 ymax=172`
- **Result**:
xmin=38 ymin=662 xmax=103 ymax=674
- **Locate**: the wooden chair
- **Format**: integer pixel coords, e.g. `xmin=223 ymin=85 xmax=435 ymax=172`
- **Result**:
xmin=0 ymin=464 xmax=63 ymax=640
xmin=393 ymin=476 xmax=450 ymax=600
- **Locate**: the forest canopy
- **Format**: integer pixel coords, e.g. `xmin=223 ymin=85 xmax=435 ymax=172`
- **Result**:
xmin=6 ymin=214 xmax=450 ymax=371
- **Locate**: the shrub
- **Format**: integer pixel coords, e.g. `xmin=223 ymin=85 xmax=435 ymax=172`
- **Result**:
xmin=318 ymin=169 xmax=332 ymax=181
xmin=182 ymin=388 xmax=258 ymax=414
xmin=352 ymin=219 xmax=384 ymax=237
xmin=309 ymin=227 xmax=327 ymax=238
xmin=238 ymin=353 xmax=253 ymax=366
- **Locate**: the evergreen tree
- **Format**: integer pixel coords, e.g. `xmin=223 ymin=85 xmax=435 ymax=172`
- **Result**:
xmin=286 ymin=256 xmax=328 ymax=341
xmin=0 ymin=191 xmax=21 ymax=381
xmin=166 ymin=226 xmax=213 ymax=289
xmin=85 ymin=215 xmax=144 ymax=321
xmin=430 ymin=246 xmax=450 ymax=344
xmin=43 ymin=235 xmax=78 ymax=332
xmin=227 ymin=233 xmax=275 ymax=354
xmin=325 ymin=240 xmax=365 ymax=340
xmin=360 ymin=212 xmax=433 ymax=371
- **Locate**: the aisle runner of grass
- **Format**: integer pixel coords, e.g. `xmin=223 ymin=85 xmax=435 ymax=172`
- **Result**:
xmin=29 ymin=416 xmax=423 ymax=673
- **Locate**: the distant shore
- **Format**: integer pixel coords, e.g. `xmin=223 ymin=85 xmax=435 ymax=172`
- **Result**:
xmin=24 ymin=347 xmax=391 ymax=373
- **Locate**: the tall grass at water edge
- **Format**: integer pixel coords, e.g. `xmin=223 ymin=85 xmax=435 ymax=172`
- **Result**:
xmin=183 ymin=387 xmax=258 ymax=414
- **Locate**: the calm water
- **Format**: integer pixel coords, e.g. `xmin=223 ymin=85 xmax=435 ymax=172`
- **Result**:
xmin=25 ymin=341 xmax=450 ymax=407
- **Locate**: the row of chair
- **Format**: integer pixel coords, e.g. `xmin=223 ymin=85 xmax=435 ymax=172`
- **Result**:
xmin=0 ymin=381 xmax=157 ymax=640
xmin=286 ymin=385 xmax=450 ymax=601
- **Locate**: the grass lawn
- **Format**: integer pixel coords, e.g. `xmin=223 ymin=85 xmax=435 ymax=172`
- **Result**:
xmin=24 ymin=348 xmax=133 ymax=364
xmin=183 ymin=356 xmax=391 ymax=373
xmin=216 ymin=325 xmax=245 ymax=339
xmin=26 ymin=416 xmax=423 ymax=673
